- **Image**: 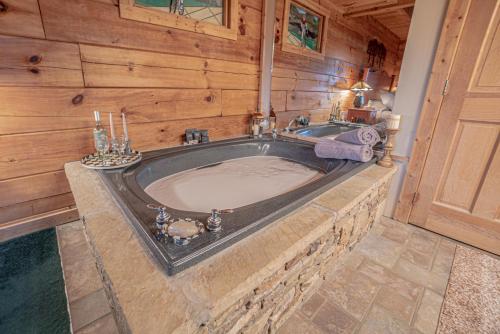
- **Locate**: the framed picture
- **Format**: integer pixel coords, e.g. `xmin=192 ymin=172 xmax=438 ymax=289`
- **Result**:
xmin=119 ymin=0 xmax=238 ymax=40
xmin=282 ymin=0 xmax=329 ymax=59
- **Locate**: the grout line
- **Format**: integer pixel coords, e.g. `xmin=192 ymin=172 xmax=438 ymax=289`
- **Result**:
xmin=428 ymin=237 xmax=443 ymax=272
xmin=74 ymin=311 xmax=113 ymax=334
xmin=302 ymin=294 xmax=326 ymax=321
xmin=352 ymin=283 xmax=383 ymax=334
xmin=409 ymin=286 xmax=426 ymax=330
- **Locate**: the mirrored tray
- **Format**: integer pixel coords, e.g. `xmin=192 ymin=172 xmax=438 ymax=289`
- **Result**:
xmin=81 ymin=151 xmax=142 ymax=170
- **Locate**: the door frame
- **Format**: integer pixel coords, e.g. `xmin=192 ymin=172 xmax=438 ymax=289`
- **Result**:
xmin=393 ymin=0 xmax=473 ymax=223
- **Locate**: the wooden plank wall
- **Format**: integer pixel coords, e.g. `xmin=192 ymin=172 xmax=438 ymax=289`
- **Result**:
xmin=0 ymin=0 xmax=403 ymax=226
xmin=272 ymin=0 xmax=403 ymax=127
xmin=0 ymin=0 xmax=263 ymax=225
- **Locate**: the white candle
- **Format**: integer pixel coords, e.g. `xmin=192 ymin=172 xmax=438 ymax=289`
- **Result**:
xmin=122 ymin=112 xmax=129 ymax=140
xmin=386 ymin=114 xmax=401 ymax=130
xmin=109 ymin=112 xmax=116 ymax=140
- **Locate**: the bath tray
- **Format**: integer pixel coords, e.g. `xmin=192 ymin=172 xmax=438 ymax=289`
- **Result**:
xmin=81 ymin=151 xmax=142 ymax=170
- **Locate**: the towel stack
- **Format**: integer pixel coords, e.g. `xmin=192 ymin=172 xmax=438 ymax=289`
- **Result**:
xmin=314 ymin=127 xmax=380 ymax=162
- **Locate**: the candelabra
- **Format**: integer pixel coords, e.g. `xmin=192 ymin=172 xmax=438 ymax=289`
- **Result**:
xmin=377 ymin=114 xmax=400 ymax=168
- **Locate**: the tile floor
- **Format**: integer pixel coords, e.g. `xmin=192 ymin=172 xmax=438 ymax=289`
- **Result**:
xmin=278 ymin=217 xmax=458 ymax=334
xmin=57 ymin=221 xmax=119 ymax=334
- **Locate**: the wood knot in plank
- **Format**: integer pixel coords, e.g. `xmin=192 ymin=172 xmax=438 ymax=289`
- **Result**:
xmin=239 ymin=23 xmax=246 ymax=35
xmin=0 ymin=1 xmax=7 ymax=13
xmin=29 ymin=55 xmax=42 ymax=65
xmin=29 ymin=67 xmax=40 ymax=74
xmin=72 ymin=94 xmax=84 ymax=105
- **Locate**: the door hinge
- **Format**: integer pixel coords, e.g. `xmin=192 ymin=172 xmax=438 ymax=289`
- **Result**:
xmin=411 ymin=192 xmax=420 ymax=205
xmin=441 ymin=79 xmax=449 ymax=96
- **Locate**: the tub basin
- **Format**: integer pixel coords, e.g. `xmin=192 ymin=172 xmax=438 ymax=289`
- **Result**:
xmin=100 ymin=136 xmax=375 ymax=274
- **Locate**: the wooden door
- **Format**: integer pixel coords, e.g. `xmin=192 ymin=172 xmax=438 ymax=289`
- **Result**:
xmin=409 ymin=0 xmax=500 ymax=254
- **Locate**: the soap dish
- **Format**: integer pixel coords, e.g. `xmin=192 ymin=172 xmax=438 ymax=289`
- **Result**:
xmin=81 ymin=151 xmax=142 ymax=170
xmin=165 ymin=218 xmax=205 ymax=246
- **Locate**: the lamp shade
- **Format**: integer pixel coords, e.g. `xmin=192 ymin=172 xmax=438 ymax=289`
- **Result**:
xmin=350 ymin=80 xmax=373 ymax=91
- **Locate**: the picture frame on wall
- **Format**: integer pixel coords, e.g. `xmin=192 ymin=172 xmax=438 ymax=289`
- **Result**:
xmin=119 ymin=0 xmax=239 ymax=40
xmin=281 ymin=0 xmax=329 ymax=59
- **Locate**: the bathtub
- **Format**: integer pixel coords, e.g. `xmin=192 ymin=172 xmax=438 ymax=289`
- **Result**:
xmin=100 ymin=136 xmax=375 ymax=275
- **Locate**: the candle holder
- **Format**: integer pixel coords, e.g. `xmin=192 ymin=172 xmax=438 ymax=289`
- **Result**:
xmin=121 ymin=138 xmax=133 ymax=156
xmin=377 ymin=128 xmax=399 ymax=168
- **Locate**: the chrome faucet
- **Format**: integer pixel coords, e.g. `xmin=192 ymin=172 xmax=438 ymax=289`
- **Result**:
xmin=272 ymin=128 xmax=278 ymax=140
xmin=285 ymin=118 xmax=297 ymax=133
xmin=329 ymin=101 xmax=342 ymax=122
xmin=207 ymin=209 xmax=234 ymax=232
xmin=147 ymin=204 xmax=170 ymax=230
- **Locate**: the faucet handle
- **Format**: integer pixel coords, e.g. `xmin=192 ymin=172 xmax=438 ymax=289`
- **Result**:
xmin=147 ymin=204 xmax=171 ymax=226
xmin=207 ymin=209 xmax=234 ymax=232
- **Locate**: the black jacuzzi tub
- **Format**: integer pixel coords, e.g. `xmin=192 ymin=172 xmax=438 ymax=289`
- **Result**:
xmin=100 ymin=136 xmax=376 ymax=275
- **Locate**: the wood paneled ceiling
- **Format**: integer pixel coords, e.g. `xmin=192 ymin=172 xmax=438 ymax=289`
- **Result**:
xmin=330 ymin=0 xmax=415 ymax=41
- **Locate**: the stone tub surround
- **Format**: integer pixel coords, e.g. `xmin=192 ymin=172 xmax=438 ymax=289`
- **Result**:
xmin=64 ymin=161 xmax=396 ymax=333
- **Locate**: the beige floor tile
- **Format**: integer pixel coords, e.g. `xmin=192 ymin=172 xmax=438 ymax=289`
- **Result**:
xmin=357 ymin=259 xmax=421 ymax=301
xmin=63 ymin=255 xmax=103 ymax=303
xmin=374 ymin=287 xmax=417 ymax=324
xmin=69 ymin=289 xmax=112 ymax=332
xmin=58 ymin=224 xmax=103 ymax=303
xmin=407 ymin=230 xmax=439 ymax=256
xmin=355 ymin=233 xmax=405 ymax=268
xmin=334 ymin=249 xmax=366 ymax=272
xmin=410 ymin=329 xmax=424 ymax=334
xmin=431 ymin=240 xmax=456 ymax=276
xmin=277 ymin=313 xmax=324 ymax=334
xmin=400 ymin=248 xmax=434 ymax=270
xmin=57 ymin=221 xmax=85 ymax=244
xmin=392 ymin=258 xmax=449 ymax=295
xmin=413 ymin=289 xmax=444 ymax=334
xmin=370 ymin=221 xmax=386 ymax=236
xmin=321 ymin=269 xmax=379 ymax=320
xmin=382 ymin=227 xmax=410 ymax=244
xmin=311 ymin=301 xmax=358 ymax=334
xmin=58 ymin=231 xmax=90 ymax=263
xmin=301 ymin=293 xmax=325 ymax=319
xmin=358 ymin=305 xmax=411 ymax=334
xmin=76 ymin=313 xmax=119 ymax=334
xmin=379 ymin=217 xmax=414 ymax=231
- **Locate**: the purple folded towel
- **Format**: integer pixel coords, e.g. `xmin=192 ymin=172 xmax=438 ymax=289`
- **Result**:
xmin=314 ymin=139 xmax=373 ymax=162
xmin=335 ymin=126 xmax=380 ymax=146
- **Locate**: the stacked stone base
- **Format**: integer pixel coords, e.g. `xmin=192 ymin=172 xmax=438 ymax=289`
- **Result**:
xmin=209 ymin=179 xmax=390 ymax=334
xmin=65 ymin=161 xmax=395 ymax=334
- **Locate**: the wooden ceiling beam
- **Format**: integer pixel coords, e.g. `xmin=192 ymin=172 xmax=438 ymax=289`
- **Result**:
xmin=343 ymin=0 xmax=415 ymax=18
xmin=342 ymin=0 xmax=398 ymax=14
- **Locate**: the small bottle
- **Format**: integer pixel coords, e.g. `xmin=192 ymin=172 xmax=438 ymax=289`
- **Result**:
xmin=93 ymin=111 xmax=108 ymax=154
